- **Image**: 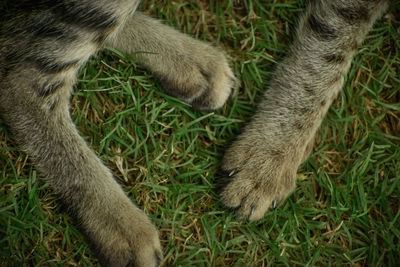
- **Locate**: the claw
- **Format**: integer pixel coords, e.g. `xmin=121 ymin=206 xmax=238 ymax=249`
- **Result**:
xmin=228 ymin=170 xmax=235 ymax=177
xmin=249 ymin=204 xmax=256 ymax=219
xmin=272 ymin=198 xmax=278 ymax=209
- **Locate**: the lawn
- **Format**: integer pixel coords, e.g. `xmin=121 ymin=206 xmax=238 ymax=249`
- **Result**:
xmin=1 ymin=0 xmax=399 ymax=266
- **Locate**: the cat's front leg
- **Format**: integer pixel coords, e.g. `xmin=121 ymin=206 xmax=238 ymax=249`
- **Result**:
xmin=0 ymin=84 xmax=162 ymax=266
xmin=218 ymin=0 xmax=390 ymax=220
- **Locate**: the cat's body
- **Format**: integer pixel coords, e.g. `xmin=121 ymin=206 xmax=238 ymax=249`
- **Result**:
xmin=0 ymin=0 xmax=391 ymax=266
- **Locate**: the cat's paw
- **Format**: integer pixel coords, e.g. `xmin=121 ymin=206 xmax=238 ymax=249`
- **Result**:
xmin=90 ymin=205 xmax=162 ymax=267
xmin=218 ymin=133 xmax=307 ymax=221
xmin=157 ymin=44 xmax=236 ymax=111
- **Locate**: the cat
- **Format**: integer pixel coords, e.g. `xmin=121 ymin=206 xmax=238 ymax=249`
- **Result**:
xmin=0 ymin=0 xmax=391 ymax=266
xmin=0 ymin=0 xmax=235 ymax=266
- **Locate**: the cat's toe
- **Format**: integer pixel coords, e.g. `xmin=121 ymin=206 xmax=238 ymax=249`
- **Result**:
xmin=218 ymin=166 xmax=292 ymax=221
xmin=190 ymin=61 xmax=237 ymax=110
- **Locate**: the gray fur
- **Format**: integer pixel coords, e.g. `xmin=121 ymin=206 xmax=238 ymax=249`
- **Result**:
xmin=219 ymin=0 xmax=390 ymax=221
xmin=0 ymin=1 xmax=234 ymax=266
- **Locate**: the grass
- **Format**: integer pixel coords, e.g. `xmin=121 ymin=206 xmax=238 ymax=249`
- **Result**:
xmin=1 ymin=0 xmax=400 ymax=266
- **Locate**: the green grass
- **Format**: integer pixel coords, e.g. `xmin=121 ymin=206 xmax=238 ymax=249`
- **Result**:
xmin=1 ymin=0 xmax=400 ymax=266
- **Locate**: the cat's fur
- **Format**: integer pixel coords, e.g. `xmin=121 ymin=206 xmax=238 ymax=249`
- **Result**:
xmin=0 ymin=1 xmax=235 ymax=266
xmin=0 ymin=0 xmax=390 ymax=266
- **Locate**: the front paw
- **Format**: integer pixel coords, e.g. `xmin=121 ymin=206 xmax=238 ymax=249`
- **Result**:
xmin=157 ymin=45 xmax=236 ymax=111
xmin=218 ymin=133 xmax=306 ymax=221
xmin=88 ymin=205 xmax=162 ymax=267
